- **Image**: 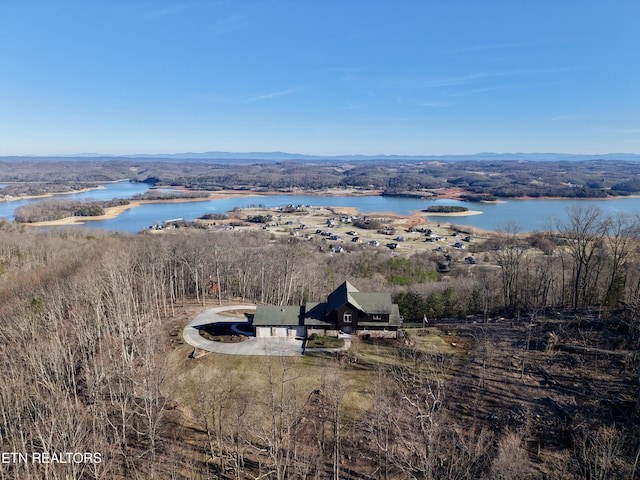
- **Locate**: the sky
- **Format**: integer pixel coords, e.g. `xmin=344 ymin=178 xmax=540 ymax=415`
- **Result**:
xmin=0 ymin=0 xmax=639 ymax=156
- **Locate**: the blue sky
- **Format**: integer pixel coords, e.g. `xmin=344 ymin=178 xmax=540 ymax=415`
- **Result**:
xmin=1 ymin=0 xmax=639 ymax=156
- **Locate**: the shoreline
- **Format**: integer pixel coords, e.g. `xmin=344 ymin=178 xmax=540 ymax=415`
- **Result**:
xmin=1 ymin=185 xmax=106 ymax=202
xmin=422 ymin=210 xmax=483 ymax=217
xmin=18 ymin=185 xmax=640 ymax=228
xmin=22 ymin=188 xmax=381 ymax=227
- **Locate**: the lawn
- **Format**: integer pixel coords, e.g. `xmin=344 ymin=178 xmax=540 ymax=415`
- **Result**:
xmin=166 ymin=327 xmax=463 ymax=429
xmin=305 ymin=335 xmax=345 ymax=349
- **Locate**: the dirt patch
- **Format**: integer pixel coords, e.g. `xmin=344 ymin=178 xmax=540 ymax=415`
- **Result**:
xmin=216 ymin=308 xmax=255 ymax=319
xmin=437 ymin=311 xmax=638 ymax=477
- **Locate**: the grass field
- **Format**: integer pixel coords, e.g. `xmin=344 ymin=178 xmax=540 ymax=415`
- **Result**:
xmin=166 ymin=327 xmax=463 ymax=429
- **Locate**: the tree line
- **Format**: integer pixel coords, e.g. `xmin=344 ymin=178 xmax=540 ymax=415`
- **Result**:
xmin=3 ymin=158 xmax=640 ymax=198
xmin=13 ymin=198 xmax=130 ymax=223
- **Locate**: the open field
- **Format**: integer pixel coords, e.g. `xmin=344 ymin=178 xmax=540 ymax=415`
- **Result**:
xmin=164 ymin=303 xmax=464 ymax=465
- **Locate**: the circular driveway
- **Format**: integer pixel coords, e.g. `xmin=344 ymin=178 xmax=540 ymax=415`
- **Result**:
xmin=182 ymin=305 xmax=305 ymax=356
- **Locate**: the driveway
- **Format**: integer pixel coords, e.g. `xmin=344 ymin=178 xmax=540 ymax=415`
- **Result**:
xmin=183 ymin=305 xmax=305 ymax=356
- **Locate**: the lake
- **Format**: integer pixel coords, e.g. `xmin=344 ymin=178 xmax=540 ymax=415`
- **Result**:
xmin=0 ymin=181 xmax=151 ymax=221
xmin=2 ymin=182 xmax=640 ymax=233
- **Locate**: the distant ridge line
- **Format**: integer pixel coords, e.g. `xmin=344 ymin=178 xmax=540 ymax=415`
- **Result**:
xmin=2 ymin=151 xmax=640 ymax=162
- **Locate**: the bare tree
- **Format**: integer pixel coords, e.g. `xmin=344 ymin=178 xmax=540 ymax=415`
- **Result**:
xmin=555 ymin=205 xmax=608 ymax=310
xmin=602 ymin=212 xmax=640 ymax=306
xmin=573 ymin=425 xmax=631 ymax=480
xmin=490 ymin=429 xmax=532 ymax=480
xmin=491 ymin=221 xmax=528 ymax=313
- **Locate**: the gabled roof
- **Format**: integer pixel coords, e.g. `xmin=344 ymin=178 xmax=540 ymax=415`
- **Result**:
xmin=303 ymin=302 xmax=334 ymax=327
xmin=326 ymin=281 xmax=395 ymax=315
xmin=253 ymin=281 xmax=402 ymax=328
xmin=252 ymin=305 xmax=303 ymax=326
xmin=326 ymin=280 xmax=360 ymax=312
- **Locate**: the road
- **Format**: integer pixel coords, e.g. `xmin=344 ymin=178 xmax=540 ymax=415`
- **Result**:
xmin=182 ymin=305 xmax=305 ymax=356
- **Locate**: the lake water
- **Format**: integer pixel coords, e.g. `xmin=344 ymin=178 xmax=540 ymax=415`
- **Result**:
xmin=2 ymin=182 xmax=640 ymax=233
xmin=0 ymin=181 xmax=151 ymax=221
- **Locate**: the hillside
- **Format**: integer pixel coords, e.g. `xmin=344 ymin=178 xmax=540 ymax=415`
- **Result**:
xmin=0 ymin=204 xmax=638 ymax=478
xmin=2 ymin=158 xmax=640 ymax=199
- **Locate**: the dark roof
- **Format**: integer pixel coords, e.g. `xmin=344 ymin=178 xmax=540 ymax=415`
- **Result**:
xmin=254 ymin=281 xmax=402 ymax=328
xmin=358 ymin=304 xmax=402 ymax=327
xmin=303 ymin=302 xmax=334 ymax=327
xmin=326 ymin=280 xmax=356 ymax=312
xmin=327 ymin=281 xmax=396 ymax=315
xmin=252 ymin=305 xmax=303 ymax=326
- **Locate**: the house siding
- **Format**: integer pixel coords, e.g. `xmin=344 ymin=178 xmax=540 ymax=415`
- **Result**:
xmin=335 ymin=304 xmax=358 ymax=330
xmin=252 ymin=281 xmax=402 ymax=338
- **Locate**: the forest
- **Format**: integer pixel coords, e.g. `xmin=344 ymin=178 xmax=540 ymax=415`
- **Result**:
xmin=2 ymin=157 xmax=640 ymax=198
xmin=13 ymin=198 xmax=131 ymax=223
xmin=0 ymin=202 xmax=639 ymax=479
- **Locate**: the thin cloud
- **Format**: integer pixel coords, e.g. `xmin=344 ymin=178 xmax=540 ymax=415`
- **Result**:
xmin=244 ymin=88 xmax=303 ymax=102
xmin=418 ymin=66 xmax=601 ymax=90
xmin=195 ymin=88 xmax=303 ymax=104
xmin=143 ymin=1 xmax=215 ymax=19
xmin=147 ymin=5 xmax=191 ymax=17
xmin=425 ymin=72 xmax=510 ymax=88
xmin=420 ymin=100 xmax=451 ymax=108
xmin=446 ymin=41 xmax=547 ymax=55
xmin=594 ymin=127 xmax=640 ymax=134
xmin=551 ymin=114 xmax=583 ymax=122
xmin=378 ymin=72 xmax=507 ymax=90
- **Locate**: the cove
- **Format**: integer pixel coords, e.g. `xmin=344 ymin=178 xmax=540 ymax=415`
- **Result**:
xmin=3 ymin=182 xmax=640 ymax=233
xmin=60 ymin=194 xmax=640 ymax=234
xmin=0 ymin=181 xmax=152 ymax=221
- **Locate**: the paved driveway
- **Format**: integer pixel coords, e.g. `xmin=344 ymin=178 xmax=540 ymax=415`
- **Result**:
xmin=183 ymin=305 xmax=305 ymax=356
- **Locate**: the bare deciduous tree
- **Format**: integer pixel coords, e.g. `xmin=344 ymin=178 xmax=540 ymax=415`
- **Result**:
xmin=492 ymin=221 xmax=528 ymax=313
xmin=555 ymin=206 xmax=608 ymax=310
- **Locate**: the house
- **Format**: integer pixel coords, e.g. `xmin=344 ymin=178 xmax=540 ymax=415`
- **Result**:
xmin=252 ymin=281 xmax=402 ymax=338
xmin=437 ymin=260 xmax=451 ymax=273
xmin=252 ymin=305 xmax=306 ymax=338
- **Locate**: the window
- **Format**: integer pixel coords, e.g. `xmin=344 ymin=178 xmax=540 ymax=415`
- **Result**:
xmin=343 ymin=312 xmax=352 ymax=323
xmin=372 ymin=315 xmax=381 ymax=321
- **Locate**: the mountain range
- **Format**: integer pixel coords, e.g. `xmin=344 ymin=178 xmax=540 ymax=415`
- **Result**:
xmin=3 ymin=151 xmax=640 ymax=162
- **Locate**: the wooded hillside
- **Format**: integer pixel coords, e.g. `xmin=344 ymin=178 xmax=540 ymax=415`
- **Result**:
xmin=2 ymin=158 xmax=640 ymax=198
xmin=0 ymin=204 xmax=639 ymax=478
